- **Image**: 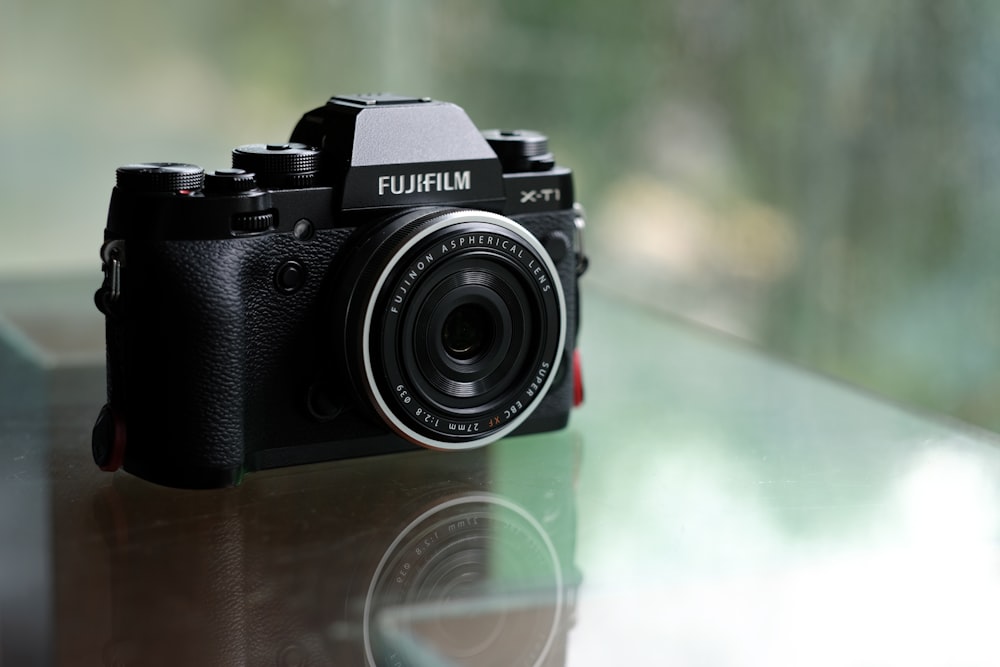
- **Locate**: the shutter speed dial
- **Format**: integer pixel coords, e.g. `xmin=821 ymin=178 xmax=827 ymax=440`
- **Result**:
xmin=232 ymin=143 xmax=321 ymax=189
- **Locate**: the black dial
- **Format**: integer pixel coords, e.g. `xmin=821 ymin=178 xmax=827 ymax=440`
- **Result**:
xmin=115 ymin=163 xmax=205 ymax=193
xmin=204 ymin=168 xmax=258 ymax=195
xmin=231 ymin=143 xmax=321 ymax=189
xmin=482 ymin=129 xmax=555 ymax=172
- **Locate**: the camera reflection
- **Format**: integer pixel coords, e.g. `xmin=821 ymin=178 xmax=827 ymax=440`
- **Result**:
xmin=365 ymin=494 xmax=565 ymax=667
xmin=92 ymin=434 xmax=579 ymax=666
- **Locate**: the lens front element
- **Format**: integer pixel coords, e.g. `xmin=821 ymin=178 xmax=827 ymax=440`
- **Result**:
xmin=442 ymin=302 xmax=493 ymax=362
xmin=347 ymin=210 xmax=567 ymax=450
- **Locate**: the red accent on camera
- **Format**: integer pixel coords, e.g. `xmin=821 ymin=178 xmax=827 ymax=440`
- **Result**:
xmin=101 ymin=407 xmax=127 ymax=472
xmin=573 ymin=349 xmax=584 ymax=407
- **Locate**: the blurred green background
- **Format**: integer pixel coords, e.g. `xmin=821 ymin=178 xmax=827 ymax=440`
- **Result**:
xmin=2 ymin=0 xmax=998 ymax=431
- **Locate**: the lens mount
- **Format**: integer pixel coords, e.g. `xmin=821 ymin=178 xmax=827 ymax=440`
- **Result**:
xmin=344 ymin=209 xmax=566 ymax=450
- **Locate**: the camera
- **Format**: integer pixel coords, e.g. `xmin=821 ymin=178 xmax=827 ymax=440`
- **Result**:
xmin=91 ymin=94 xmax=587 ymax=489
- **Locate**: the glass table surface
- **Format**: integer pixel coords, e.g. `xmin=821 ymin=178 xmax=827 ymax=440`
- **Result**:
xmin=1 ymin=276 xmax=999 ymax=666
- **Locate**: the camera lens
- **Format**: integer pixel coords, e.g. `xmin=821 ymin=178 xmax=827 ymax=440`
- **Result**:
xmin=442 ymin=303 xmax=493 ymax=362
xmin=340 ymin=209 xmax=566 ymax=450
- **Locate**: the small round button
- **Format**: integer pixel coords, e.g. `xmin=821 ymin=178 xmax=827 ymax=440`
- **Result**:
xmin=204 ymin=168 xmax=258 ymax=195
xmin=306 ymin=382 xmax=344 ymax=421
xmin=275 ymin=260 xmax=306 ymax=292
xmin=293 ymin=218 xmax=315 ymax=241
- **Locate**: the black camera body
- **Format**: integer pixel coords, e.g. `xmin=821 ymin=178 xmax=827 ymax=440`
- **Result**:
xmin=92 ymin=94 xmax=586 ymax=489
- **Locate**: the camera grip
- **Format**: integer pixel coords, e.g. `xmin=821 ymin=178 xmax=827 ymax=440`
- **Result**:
xmin=111 ymin=239 xmax=251 ymax=487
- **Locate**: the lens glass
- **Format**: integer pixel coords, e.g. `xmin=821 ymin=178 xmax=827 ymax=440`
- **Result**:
xmin=442 ymin=303 xmax=493 ymax=362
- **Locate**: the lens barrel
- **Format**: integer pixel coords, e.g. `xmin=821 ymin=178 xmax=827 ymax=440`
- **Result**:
xmin=341 ymin=209 xmax=566 ymax=450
